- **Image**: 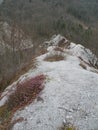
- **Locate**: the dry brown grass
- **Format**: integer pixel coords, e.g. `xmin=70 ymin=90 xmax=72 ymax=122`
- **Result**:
xmin=44 ymin=54 xmax=64 ymax=62
xmin=79 ymin=63 xmax=87 ymax=70
xmin=54 ymin=47 xmax=64 ymax=52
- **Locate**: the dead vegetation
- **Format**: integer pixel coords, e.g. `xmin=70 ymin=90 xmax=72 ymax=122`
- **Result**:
xmin=59 ymin=126 xmax=76 ymax=130
xmin=54 ymin=47 xmax=65 ymax=52
xmin=59 ymin=123 xmax=77 ymax=130
xmin=44 ymin=54 xmax=65 ymax=62
xmin=79 ymin=63 xmax=87 ymax=70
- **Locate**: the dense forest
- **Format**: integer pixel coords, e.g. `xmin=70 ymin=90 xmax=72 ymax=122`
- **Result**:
xmin=0 ymin=0 xmax=98 ymax=90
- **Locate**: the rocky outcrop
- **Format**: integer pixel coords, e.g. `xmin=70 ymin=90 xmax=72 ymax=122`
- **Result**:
xmin=0 ymin=22 xmax=33 ymax=55
xmin=0 ymin=34 xmax=98 ymax=130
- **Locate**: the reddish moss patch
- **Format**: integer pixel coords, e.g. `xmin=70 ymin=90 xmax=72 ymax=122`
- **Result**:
xmin=0 ymin=74 xmax=46 ymax=129
xmin=7 ymin=74 xmax=46 ymax=111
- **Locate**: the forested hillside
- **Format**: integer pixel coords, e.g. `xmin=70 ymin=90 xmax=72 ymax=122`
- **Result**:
xmin=0 ymin=0 xmax=98 ymax=55
xmin=0 ymin=22 xmax=34 ymax=91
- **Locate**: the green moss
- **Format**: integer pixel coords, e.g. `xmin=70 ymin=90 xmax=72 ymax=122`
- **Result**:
xmin=59 ymin=124 xmax=77 ymax=130
xmin=66 ymin=127 xmax=76 ymax=130
xmin=0 ymin=105 xmax=11 ymax=122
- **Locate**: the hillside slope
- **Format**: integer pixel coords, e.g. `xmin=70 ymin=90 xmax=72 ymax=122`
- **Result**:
xmin=0 ymin=0 xmax=98 ymax=55
xmin=0 ymin=22 xmax=33 ymax=55
xmin=0 ymin=35 xmax=98 ymax=130
xmin=0 ymin=21 xmax=34 ymax=93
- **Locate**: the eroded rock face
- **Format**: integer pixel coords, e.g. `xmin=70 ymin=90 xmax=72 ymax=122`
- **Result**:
xmin=0 ymin=22 xmax=33 ymax=55
xmin=68 ymin=43 xmax=98 ymax=68
xmin=44 ymin=34 xmax=68 ymax=48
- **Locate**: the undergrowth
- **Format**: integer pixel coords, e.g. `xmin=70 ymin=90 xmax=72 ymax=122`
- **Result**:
xmin=0 ymin=58 xmax=37 ymax=94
